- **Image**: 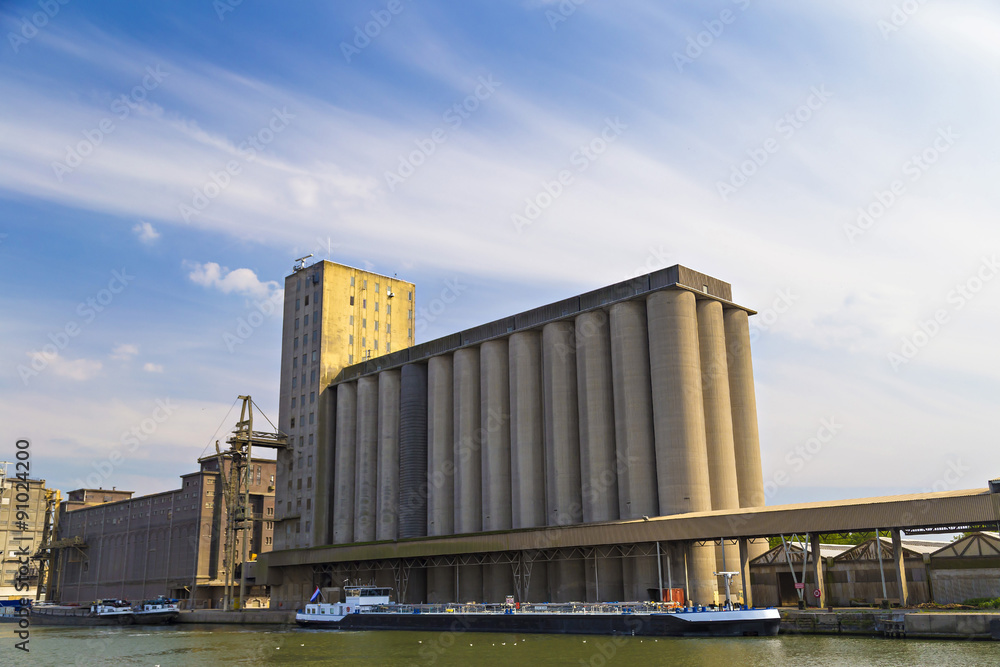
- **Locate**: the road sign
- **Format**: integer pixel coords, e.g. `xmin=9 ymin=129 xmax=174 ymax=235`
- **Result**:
xmin=813 ymin=589 xmax=822 ymax=598
xmin=794 ymin=583 xmax=805 ymax=589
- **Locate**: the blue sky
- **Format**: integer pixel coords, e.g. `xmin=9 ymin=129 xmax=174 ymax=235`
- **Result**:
xmin=1 ymin=1 xmax=998 ymax=506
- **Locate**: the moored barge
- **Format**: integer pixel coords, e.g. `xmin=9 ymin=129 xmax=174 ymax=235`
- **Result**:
xmin=295 ymin=586 xmax=780 ymax=637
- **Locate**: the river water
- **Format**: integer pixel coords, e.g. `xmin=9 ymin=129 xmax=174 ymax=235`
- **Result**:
xmin=5 ymin=625 xmax=998 ymax=666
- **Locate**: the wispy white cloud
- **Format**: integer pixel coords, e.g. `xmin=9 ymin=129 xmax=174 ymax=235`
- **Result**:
xmin=132 ymin=221 xmax=160 ymax=245
xmin=185 ymin=261 xmax=279 ymax=300
xmin=26 ymin=351 xmax=102 ymax=381
xmin=142 ymin=362 xmax=164 ymax=373
xmin=110 ymin=343 xmax=139 ymax=361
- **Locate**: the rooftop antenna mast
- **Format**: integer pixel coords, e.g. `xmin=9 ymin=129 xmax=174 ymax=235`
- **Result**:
xmin=293 ymin=254 xmax=313 ymax=272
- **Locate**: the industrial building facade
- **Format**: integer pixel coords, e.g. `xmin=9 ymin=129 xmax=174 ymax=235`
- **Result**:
xmin=53 ymin=457 xmax=276 ymax=607
xmin=275 ymin=261 xmax=416 ymax=551
xmin=264 ymin=264 xmax=769 ymax=607
xmin=0 ymin=470 xmax=52 ymax=599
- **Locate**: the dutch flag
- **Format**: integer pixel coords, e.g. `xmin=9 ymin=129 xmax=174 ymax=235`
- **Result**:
xmin=309 ymin=586 xmax=321 ymax=602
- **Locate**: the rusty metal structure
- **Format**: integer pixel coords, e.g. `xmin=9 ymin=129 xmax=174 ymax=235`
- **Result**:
xmin=215 ymin=395 xmax=287 ymax=610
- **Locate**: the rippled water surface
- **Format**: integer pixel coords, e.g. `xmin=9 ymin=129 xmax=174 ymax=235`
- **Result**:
xmin=5 ymin=625 xmax=999 ymax=666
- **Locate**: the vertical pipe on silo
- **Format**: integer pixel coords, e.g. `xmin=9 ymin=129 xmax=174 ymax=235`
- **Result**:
xmin=542 ymin=322 xmax=582 ymax=526
xmin=646 ymin=289 xmax=716 ymax=605
xmin=332 ymin=382 xmax=357 ymax=544
xmin=724 ymin=307 xmax=769 ymax=560
xmin=697 ymin=299 xmax=742 ymax=591
xmin=697 ymin=299 xmax=740 ymax=510
xmin=609 ymin=301 xmax=660 ymax=601
xmin=398 ymin=363 xmax=428 ymax=539
xmin=576 ymin=310 xmax=623 ymax=602
xmin=426 ymin=356 xmax=454 ymax=537
xmin=354 ymin=376 xmax=379 ymax=542
xmin=453 ymin=347 xmax=482 ymax=534
xmin=542 ymin=321 xmax=585 ymax=602
xmin=481 ymin=339 xmax=513 ymax=602
xmin=480 ymin=339 xmax=512 ymax=532
xmin=509 ymin=331 xmax=545 ymax=529
xmin=376 ymin=369 xmax=401 ymax=541
xmin=724 ymin=308 xmax=766 ymax=508
xmin=575 ymin=310 xmax=619 ymax=523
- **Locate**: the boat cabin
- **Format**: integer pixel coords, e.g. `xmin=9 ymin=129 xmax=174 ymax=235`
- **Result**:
xmin=345 ymin=586 xmax=393 ymax=607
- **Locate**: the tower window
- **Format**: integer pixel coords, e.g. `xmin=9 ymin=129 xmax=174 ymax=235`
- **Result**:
xmin=295 ymin=298 xmax=300 ymax=311
xmin=350 ymin=296 xmax=354 ymax=305
xmin=304 ymin=295 xmax=309 ymax=306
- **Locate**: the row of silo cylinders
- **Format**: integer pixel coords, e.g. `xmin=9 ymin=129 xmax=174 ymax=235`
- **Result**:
xmin=330 ymin=290 xmax=767 ymax=604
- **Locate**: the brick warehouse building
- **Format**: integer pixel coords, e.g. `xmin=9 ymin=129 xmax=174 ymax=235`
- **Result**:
xmin=54 ymin=456 xmax=276 ymax=607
